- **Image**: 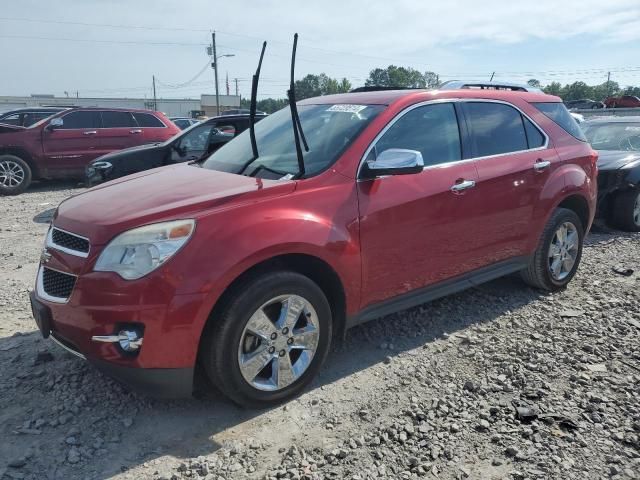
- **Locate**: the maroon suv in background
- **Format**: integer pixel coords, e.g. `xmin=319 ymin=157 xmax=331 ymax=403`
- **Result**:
xmin=0 ymin=107 xmax=180 ymax=195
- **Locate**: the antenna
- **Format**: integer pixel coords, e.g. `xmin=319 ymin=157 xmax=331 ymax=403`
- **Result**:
xmin=249 ymin=41 xmax=267 ymax=160
xmin=288 ymin=33 xmax=308 ymax=178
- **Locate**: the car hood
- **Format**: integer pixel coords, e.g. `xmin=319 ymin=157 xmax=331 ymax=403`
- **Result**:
xmin=54 ymin=163 xmax=296 ymax=245
xmin=596 ymin=150 xmax=640 ymax=170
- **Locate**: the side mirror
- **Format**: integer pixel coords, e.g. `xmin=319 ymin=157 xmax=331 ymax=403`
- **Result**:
xmin=360 ymin=148 xmax=424 ymax=179
xmin=47 ymin=118 xmax=64 ymax=130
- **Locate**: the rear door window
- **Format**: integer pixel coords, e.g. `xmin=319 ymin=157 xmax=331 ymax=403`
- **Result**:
xmin=0 ymin=113 xmax=21 ymax=125
xmin=532 ymin=102 xmax=587 ymax=141
xmin=464 ymin=102 xmax=528 ymax=157
xmin=523 ymin=117 xmax=546 ymax=148
xmin=133 ymin=112 xmax=165 ymax=127
xmin=101 ymin=111 xmax=136 ymax=128
xmin=372 ymin=102 xmax=462 ymax=167
xmin=59 ymin=111 xmax=100 ymax=129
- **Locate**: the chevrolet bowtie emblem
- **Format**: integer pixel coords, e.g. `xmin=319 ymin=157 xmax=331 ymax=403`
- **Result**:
xmin=40 ymin=249 xmax=52 ymax=265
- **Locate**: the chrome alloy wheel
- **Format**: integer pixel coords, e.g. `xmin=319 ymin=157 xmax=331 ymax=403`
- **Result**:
xmin=238 ymin=294 xmax=320 ymax=391
xmin=548 ymin=221 xmax=579 ymax=281
xmin=634 ymin=192 xmax=640 ymax=226
xmin=0 ymin=160 xmax=25 ymax=188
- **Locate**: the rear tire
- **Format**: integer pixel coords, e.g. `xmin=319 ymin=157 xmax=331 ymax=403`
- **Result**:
xmin=521 ymin=208 xmax=584 ymax=291
xmin=610 ymin=188 xmax=640 ymax=232
xmin=200 ymin=271 xmax=332 ymax=408
xmin=0 ymin=155 xmax=32 ymax=195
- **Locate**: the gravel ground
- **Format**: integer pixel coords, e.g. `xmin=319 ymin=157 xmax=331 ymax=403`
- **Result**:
xmin=0 ymin=183 xmax=639 ymax=480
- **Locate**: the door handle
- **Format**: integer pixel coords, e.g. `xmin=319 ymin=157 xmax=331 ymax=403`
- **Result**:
xmin=130 ymin=129 xmax=142 ymax=134
xmin=83 ymin=130 xmax=97 ymax=135
xmin=533 ymin=160 xmax=551 ymax=172
xmin=450 ymin=179 xmax=476 ymax=193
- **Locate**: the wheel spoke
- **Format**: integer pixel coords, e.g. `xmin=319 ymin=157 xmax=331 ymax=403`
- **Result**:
xmin=550 ymin=257 xmax=562 ymax=278
xmin=290 ymin=326 xmax=319 ymax=350
xmin=548 ymin=242 xmax=561 ymax=258
xmin=562 ymin=256 xmax=575 ymax=274
xmin=565 ymin=231 xmax=579 ymax=251
xmin=274 ymin=353 xmax=296 ymax=389
xmin=276 ymin=296 xmax=306 ymax=330
xmin=239 ymin=345 xmax=273 ymax=381
xmin=245 ymin=309 xmax=277 ymax=341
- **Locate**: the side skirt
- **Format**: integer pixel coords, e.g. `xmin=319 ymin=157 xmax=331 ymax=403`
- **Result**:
xmin=346 ymin=256 xmax=530 ymax=329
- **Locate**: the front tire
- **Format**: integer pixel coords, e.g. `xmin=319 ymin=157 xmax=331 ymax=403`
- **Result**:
xmin=0 ymin=155 xmax=32 ymax=195
xmin=521 ymin=208 xmax=584 ymax=291
xmin=610 ymin=188 xmax=640 ymax=232
xmin=200 ymin=271 xmax=332 ymax=408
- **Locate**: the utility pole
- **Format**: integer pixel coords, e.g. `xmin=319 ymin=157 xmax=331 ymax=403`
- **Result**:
xmin=226 ymin=71 xmax=230 ymax=96
xmin=234 ymin=78 xmax=239 ymax=97
xmin=490 ymin=71 xmax=495 ymax=81
xmin=606 ymin=71 xmax=611 ymax=97
xmin=152 ymin=75 xmax=157 ymax=111
xmin=211 ymin=31 xmax=220 ymax=116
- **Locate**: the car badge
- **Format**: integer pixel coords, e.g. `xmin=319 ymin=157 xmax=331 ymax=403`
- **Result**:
xmin=40 ymin=249 xmax=52 ymax=265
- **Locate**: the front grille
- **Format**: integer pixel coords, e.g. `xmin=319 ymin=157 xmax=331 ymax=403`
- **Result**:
xmin=51 ymin=228 xmax=90 ymax=254
xmin=42 ymin=268 xmax=76 ymax=299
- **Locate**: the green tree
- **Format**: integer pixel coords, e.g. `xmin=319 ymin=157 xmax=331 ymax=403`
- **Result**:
xmin=365 ymin=65 xmax=427 ymax=88
xmin=294 ymin=73 xmax=352 ymax=100
xmin=424 ymin=71 xmax=441 ymax=88
xmin=527 ymin=79 xmax=541 ymax=88
xmin=562 ymin=81 xmax=594 ymax=101
xmin=543 ymin=82 xmax=563 ymax=96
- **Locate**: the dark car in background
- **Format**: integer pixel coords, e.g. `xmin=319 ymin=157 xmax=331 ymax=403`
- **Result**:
xmin=0 ymin=107 xmax=179 ymax=195
xmin=564 ymin=99 xmax=605 ymax=110
xmin=0 ymin=107 xmax=68 ymax=127
xmin=582 ymin=117 xmax=640 ymax=231
xmin=169 ymin=117 xmax=200 ymax=130
xmin=85 ymin=113 xmax=265 ymax=185
xmin=604 ymin=96 xmax=640 ymax=109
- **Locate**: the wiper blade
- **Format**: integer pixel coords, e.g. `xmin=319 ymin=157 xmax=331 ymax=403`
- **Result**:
xmin=288 ymin=33 xmax=309 ymax=178
xmin=249 ymin=41 xmax=267 ymax=160
xmin=248 ymin=164 xmax=290 ymax=178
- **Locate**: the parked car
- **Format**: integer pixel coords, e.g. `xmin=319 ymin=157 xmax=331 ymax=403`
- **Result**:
xmin=0 ymin=107 xmax=180 ymax=195
xmin=85 ymin=113 xmax=266 ymax=185
xmin=169 ymin=117 xmax=200 ymax=130
xmin=30 ymin=87 xmax=596 ymax=406
xmin=604 ymin=95 xmax=640 ymax=108
xmin=581 ymin=116 xmax=640 ymax=231
xmin=564 ymin=99 xmax=605 ymax=110
xmin=0 ymin=107 xmax=68 ymax=127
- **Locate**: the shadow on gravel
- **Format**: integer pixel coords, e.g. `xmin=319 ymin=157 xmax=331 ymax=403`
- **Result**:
xmin=26 ymin=179 xmax=84 ymax=194
xmin=0 ymin=273 xmax=549 ymax=479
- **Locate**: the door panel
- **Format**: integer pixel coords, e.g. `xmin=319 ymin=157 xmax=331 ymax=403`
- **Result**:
xmin=98 ymin=111 xmax=139 ymax=155
xmin=460 ymin=101 xmax=557 ymax=264
xmin=358 ymin=163 xmax=480 ymax=308
xmin=42 ymin=111 xmax=101 ymax=175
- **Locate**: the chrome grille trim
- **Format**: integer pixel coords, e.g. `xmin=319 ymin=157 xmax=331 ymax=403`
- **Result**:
xmin=50 ymin=334 xmax=86 ymax=360
xmin=36 ymin=266 xmax=77 ymax=304
xmin=47 ymin=227 xmax=90 ymax=258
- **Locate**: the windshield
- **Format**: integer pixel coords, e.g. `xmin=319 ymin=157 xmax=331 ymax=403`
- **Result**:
xmin=202 ymin=103 xmax=384 ymax=178
xmin=582 ymin=122 xmax=640 ymax=151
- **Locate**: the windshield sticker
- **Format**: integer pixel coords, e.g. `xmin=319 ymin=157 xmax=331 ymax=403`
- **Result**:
xmin=327 ymin=104 xmax=367 ymax=114
xmin=625 ymin=126 xmax=640 ymax=131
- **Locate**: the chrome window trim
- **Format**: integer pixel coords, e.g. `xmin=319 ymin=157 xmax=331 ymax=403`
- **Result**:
xmin=52 ymin=111 xmax=167 ymax=130
xmin=357 ymin=98 xmax=550 ymax=179
xmin=47 ymin=227 xmax=90 ymax=258
xmin=36 ymin=265 xmax=77 ymax=304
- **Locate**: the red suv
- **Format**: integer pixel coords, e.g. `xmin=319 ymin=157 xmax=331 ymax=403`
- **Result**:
xmin=604 ymin=95 xmax=640 ymax=109
xmin=29 ymin=87 xmax=597 ymax=407
xmin=0 ymin=107 xmax=179 ymax=195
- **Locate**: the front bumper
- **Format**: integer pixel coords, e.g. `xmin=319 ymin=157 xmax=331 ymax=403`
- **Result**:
xmin=30 ymin=291 xmax=195 ymax=398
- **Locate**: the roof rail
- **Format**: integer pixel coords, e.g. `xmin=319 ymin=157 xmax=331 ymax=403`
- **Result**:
xmin=439 ymin=80 xmax=542 ymax=93
xmin=350 ymin=86 xmax=426 ymax=93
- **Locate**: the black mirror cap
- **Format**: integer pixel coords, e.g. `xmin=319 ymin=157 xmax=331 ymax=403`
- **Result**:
xmin=359 ymin=162 xmax=423 ymax=180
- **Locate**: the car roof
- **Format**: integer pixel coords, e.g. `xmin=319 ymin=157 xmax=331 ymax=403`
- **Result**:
xmin=54 ymin=106 xmax=162 ymax=114
xmin=584 ymin=116 xmax=640 ymax=123
xmin=208 ymin=113 xmax=267 ymax=120
xmin=299 ymin=88 xmax=559 ymax=106
xmin=0 ymin=107 xmax=68 ymax=114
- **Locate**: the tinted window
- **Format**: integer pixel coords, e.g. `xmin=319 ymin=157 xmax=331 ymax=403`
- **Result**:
xmin=374 ymin=103 xmax=461 ymax=166
xmin=533 ymin=102 xmax=587 ymax=141
xmin=134 ymin=112 xmax=165 ymax=127
xmin=466 ymin=102 xmax=528 ymax=156
xmin=101 ymin=111 xmax=136 ymax=128
xmin=523 ymin=117 xmax=545 ymax=148
xmin=178 ymin=124 xmax=215 ymax=152
xmin=582 ymin=122 xmax=640 ymax=152
xmin=0 ymin=113 xmax=20 ymax=125
xmin=59 ymin=111 xmax=99 ymax=129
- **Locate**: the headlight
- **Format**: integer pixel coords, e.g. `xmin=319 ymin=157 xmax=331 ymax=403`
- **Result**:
xmin=94 ymin=219 xmax=195 ymax=280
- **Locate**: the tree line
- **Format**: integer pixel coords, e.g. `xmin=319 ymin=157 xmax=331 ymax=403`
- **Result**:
xmin=240 ymin=66 xmax=640 ymax=113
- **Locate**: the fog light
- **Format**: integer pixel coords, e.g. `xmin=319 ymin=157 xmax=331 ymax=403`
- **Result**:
xmin=92 ymin=330 xmax=143 ymax=352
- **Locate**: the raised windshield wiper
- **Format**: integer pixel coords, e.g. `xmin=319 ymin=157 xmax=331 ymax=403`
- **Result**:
xmin=288 ymin=33 xmax=309 ymax=178
xmin=238 ymin=41 xmax=267 ymax=176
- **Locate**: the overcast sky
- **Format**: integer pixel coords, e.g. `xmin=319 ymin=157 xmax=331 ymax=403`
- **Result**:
xmin=1 ymin=0 xmax=639 ymax=100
